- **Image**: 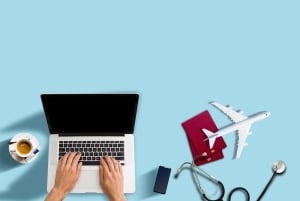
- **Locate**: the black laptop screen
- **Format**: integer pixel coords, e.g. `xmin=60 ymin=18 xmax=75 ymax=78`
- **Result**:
xmin=41 ymin=94 xmax=139 ymax=135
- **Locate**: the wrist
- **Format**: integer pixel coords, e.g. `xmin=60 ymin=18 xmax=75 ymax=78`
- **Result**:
xmin=47 ymin=187 xmax=68 ymax=201
xmin=108 ymin=194 xmax=126 ymax=201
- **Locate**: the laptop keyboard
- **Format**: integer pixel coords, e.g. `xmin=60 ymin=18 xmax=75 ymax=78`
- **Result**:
xmin=58 ymin=140 xmax=125 ymax=165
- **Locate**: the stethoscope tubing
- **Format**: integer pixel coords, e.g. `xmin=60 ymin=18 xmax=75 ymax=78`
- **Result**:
xmin=177 ymin=158 xmax=251 ymax=201
xmin=228 ymin=187 xmax=250 ymax=201
xmin=177 ymin=156 xmax=285 ymax=201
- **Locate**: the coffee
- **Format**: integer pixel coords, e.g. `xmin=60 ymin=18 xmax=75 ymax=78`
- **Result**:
xmin=16 ymin=140 xmax=32 ymax=156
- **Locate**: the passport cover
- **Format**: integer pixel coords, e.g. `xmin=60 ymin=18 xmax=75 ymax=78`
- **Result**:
xmin=182 ymin=110 xmax=227 ymax=165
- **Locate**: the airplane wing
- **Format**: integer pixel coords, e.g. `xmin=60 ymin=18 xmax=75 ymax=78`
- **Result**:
xmin=235 ymin=125 xmax=251 ymax=159
xmin=210 ymin=102 xmax=248 ymax=123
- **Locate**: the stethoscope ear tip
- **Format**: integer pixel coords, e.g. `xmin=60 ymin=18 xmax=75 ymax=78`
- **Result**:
xmin=174 ymin=168 xmax=182 ymax=179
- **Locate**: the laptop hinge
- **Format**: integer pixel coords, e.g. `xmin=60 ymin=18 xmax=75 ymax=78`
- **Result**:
xmin=58 ymin=133 xmax=125 ymax=137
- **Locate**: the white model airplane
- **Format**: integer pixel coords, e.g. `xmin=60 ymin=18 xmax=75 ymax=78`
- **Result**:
xmin=203 ymin=102 xmax=270 ymax=159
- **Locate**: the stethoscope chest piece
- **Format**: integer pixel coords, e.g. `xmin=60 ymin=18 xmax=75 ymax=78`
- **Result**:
xmin=272 ymin=160 xmax=286 ymax=174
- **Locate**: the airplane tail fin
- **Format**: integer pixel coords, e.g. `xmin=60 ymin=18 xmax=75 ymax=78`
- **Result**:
xmin=202 ymin=128 xmax=217 ymax=149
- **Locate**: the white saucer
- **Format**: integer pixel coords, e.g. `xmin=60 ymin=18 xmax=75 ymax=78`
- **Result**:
xmin=8 ymin=133 xmax=40 ymax=164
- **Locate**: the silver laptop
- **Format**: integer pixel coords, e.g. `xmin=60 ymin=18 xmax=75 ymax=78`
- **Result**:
xmin=41 ymin=94 xmax=139 ymax=193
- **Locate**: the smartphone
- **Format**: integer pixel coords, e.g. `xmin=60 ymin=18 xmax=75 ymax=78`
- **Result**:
xmin=153 ymin=166 xmax=171 ymax=194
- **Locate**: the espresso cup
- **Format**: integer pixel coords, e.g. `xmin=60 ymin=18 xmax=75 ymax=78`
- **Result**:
xmin=15 ymin=139 xmax=33 ymax=158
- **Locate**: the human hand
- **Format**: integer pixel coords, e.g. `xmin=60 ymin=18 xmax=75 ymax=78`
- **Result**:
xmin=45 ymin=152 xmax=82 ymax=201
xmin=99 ymin=156 xmax=126 ymax=201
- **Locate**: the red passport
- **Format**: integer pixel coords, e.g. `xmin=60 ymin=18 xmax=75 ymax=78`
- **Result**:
xmin=182 ymin=110 xmax=227 ymax=166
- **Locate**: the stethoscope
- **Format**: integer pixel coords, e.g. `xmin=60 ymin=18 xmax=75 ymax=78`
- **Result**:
xmin=175 ymin=157 xmax=286 ymax=201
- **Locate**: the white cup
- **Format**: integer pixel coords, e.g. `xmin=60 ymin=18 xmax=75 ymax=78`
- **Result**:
xmin=15 ymin=138 xmax=34 ymax=158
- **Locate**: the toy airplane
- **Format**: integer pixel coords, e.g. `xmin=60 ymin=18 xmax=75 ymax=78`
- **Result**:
xmin=203 ymin=102 xmax=270 ymax=159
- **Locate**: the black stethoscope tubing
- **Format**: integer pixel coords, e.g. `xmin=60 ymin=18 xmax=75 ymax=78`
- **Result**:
xmin=201 ymin=180 xmax=250 ymax=201
xmin=175 ymin=154 xmax=251 ymax=201
xmin=227 ymin=187 xmax=250 ymax=201
xmin=176 ymin=155 xmax=285 ymax=201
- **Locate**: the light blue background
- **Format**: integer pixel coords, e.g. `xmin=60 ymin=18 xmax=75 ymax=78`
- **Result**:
xmin=0 ymin=0 xmax=299 ymax=200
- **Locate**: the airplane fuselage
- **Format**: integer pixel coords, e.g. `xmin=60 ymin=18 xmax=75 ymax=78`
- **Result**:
xmin=208 ymin=111 xmax=270 ymax=139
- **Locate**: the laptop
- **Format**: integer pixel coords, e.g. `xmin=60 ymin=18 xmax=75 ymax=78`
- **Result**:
xmin=41 ymin=94 xmax=139 ymax=193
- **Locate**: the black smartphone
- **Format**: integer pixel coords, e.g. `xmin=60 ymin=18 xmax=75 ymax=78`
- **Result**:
xmin=153 ymin=166 xmax=171 ymax=194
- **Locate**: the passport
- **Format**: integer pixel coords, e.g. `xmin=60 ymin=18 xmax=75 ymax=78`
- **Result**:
xmin=182 ymin=110 xmax=227 ymax=166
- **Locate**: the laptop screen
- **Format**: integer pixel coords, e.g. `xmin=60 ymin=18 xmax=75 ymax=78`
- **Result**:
xmin=41 ymin=94 xmax=139 ymax=135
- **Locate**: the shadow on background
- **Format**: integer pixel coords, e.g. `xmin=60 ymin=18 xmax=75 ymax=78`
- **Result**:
xmin=136 ymin=168 xmax=161 ymax=200
xmin=0 ymin=111 xmax=49 ymax=200
xmin=0 ymin=138 xmax=20 ymax=172
xmin=1 ymin=111 xmax=48 ymax=134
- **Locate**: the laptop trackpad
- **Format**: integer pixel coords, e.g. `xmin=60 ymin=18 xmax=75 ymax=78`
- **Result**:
xmin=72 ymin=170 xmax=103 ymax=193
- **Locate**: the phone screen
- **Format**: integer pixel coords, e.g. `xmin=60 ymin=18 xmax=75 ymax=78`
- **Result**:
xmin=153 ymin=166 xmax=171 ymax=194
